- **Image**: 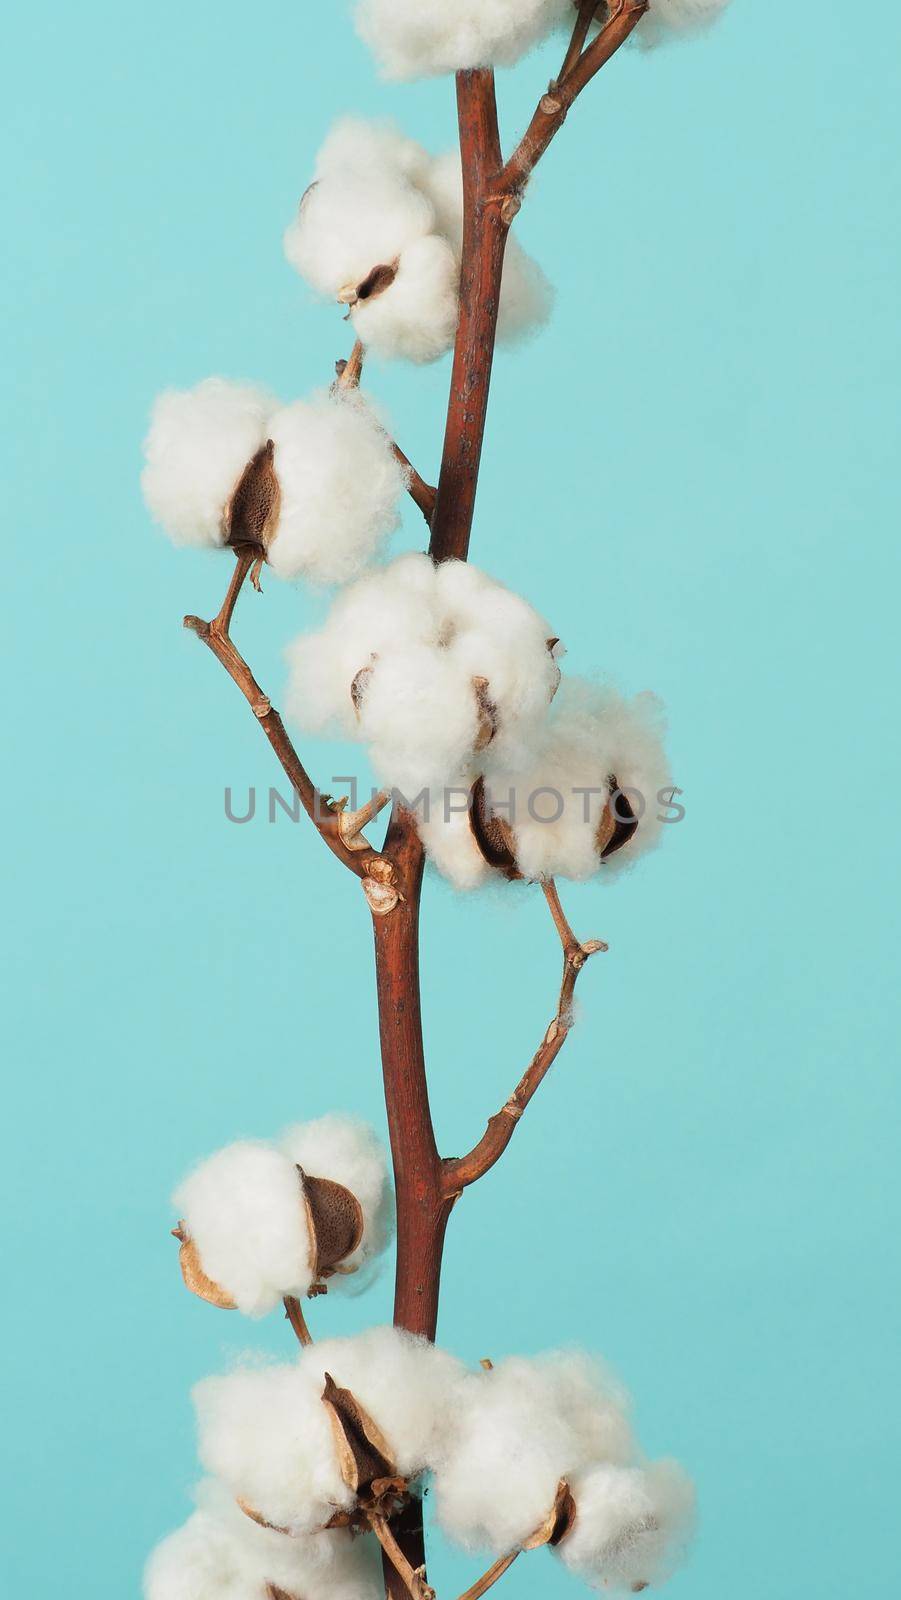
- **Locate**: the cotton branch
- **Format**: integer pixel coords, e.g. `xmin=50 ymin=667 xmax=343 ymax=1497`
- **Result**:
xmin=336 ymin=342 xmax=436 ymax=524
xmin=454 ymin=1551 xmax=521 ymax=1600
xmin=283 ymin=1295 xmax=313 ymax=1347
xmin=443 ymin=881 xmax=606 ymax=1194
xmin=500 ymin=1 xmax=650 ymax=193
xmin=184 ymin=552 xmax=394 ymax=886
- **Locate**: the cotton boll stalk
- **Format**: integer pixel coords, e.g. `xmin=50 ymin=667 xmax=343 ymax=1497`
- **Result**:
xmin=637 ymin=0 xmax=732 ymax=47
xmin=557 ymin=1459 xmax=696 ymax=1592
xmin=278 ymin=1116 xmax=394 ymax=1285
xmin=432 ymin=1353 xmax=634 ymax=1557
xmin=141 ymin=380 xmax=277 ymax=549
xmin=424 ymin=153 xmax=553 ymax=346
xmin=349 ymin=233 xmax=460 ymax=363
xmin=266 ymin=393 xmax=407 ymax=584
xmin=172 ymin=1141 xmax=368 ymax=1316
xmin=354 ymin=0 xmax=573 ymax=80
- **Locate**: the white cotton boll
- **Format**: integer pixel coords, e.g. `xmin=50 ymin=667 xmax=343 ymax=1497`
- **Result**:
xmin=278 ymin=1115 xmax=394 ymax=1281
xmin=266 ymin=393 xmax=406 ymax=585
xmin=285 ymin=555 xmax=559 ymax=793
xmin=637 ymin=0 xmax=732 ymax=47
xmin=305 ymin=1326 xmax=464 ymax=1479
xmin=315 ymin=116 xmax=432 ymax=191
xmin=358 ymin=645 xmax=481 ymax=795
xmin=433 ymin=1353 xmax=634 ymax=1556
xmin=495 ymin=676 xmax=670 ymax=883
xmin=194 ymin=1363 xmax=350 ymax=1535
xmin=355 ymin=0 xmax=573 ymax=80
xmin=284 ymin=170 xmax=434 ymax=301
xmin=351 ymin=233 xmax=460 ymax=363
xmin=285 ymin=553 xmax=439 ymax=736
xmin=173 ymin=1143 xmax=315 ymax=1317
xmin=559 ymin=1460 xmax=696 ymax=1591
xmin=141 ymin=379 xmax=276 ymax=548
xmin=423 ymin=153 xmax=553 ymax=346
xmin=145 ymin=1483 xmax=383 ymax=1600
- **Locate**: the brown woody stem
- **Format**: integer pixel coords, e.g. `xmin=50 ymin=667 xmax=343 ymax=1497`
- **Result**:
xmin=500 ymin=2 xmax=650 ymax=193
xmin=429 ymin=70 xmax=507 ymax=563
xmin=558 ymin=0 xmax=599 ymax=83
xmin=371 ymin=1513 xmax=436 ymax=1600
xmin=443 ymin=882 xmax=606 ymax=1193
xmin=184 ymin=556 xmax=391 ymax=884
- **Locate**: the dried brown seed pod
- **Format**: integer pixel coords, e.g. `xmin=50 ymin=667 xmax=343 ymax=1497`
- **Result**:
xmin=175 ymin=1231 xmax=237 ymax=1310
xmin=338 ymin=259 xmax=399 ymax=307
xmin=298 ymin=1167 xmax=365 ymax=1282
xmin=523 ymin=1479 xmax=577 ymax=1551
xmin=472 ymin=676 xmax=499 ymax=753
xmin=351 ymin=658 xmax=376 ymax=715
xmin=224 ymin=439 xmax=281 ymax=550
xmin=321 ymin=1372 xmax=398 ymax=1496
xmin=469 ymin=775 xmax=521 ymax=879
xmin=597 ymin=775 xmax=639 ymax=861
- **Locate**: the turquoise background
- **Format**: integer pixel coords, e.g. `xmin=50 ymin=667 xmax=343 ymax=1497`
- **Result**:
xmin=2 ymin=1 xmax=899 ymax=1594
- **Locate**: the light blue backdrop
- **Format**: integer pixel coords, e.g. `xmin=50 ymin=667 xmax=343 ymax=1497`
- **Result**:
xmin=2 ymin=2 xmax=899 ymax=1595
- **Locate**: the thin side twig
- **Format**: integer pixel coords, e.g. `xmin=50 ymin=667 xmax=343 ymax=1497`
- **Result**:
xmin=455 ymin=1550 xmax=521 ymax=1600
xmin=442 ymin=881 xmax=606 ymax=1193
xmin=283 ymin=1295 xmax=313 ymax=1347
xmin=184 ymin=553 xmax=393 ymax=885
xmin=557 ymin=0 xmax=599 ymax=84
xmin=499 ymin=2 xmax=649 ymax=193
xmin=336 ymin=340 xmax=436 ymax=523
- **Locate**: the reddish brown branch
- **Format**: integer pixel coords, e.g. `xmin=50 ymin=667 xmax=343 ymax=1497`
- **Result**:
xmin=500 ymin=2 xmax=650 ymax=193
xmin=443 ymin=883 xmax=606 ymax=1193
xmin=184 ymin=556 xmax=393 ymax=885
xmin=558 ymin=0 xmax=599 ymax=84
xmin=429 ymin=70 xmax=508 ymax=563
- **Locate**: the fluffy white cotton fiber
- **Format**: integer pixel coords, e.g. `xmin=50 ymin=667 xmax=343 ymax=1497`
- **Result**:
xmin=174 ymin=1142 xmax=315 ymax=1317
xmin=559 ymin=1459 xmax=696 ymax=1591
xmin=354 ymin=0 xmax=573 ymax=79
xmin=638 ymin=0 xmax=732 ymax=47
xmin=267 ymin=392 xmax=407 ymax=584
xmin=144 ymin=1480 xmax=382 ymax=1600
xmin=284 ymin=554 xmax=560 ymax=796
xmin=174 ymin=1117 xmax=393 ymax=1313
xmin=432 ymin=1352 xmax=634 ymax=1556
xmin=194 ymin=1328 xmax=462 ymax=1535
xmin=279 ymin=1115 xmax=394 ymax=1282
xmin=284 ymin=118 xmax=551 ymax=362
xmin=142 ymin=380 xmax=405 ymax=582
xmin=141 ymin=380 xmax=276 ymax=549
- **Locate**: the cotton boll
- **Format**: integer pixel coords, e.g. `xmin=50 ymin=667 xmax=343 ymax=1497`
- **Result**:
xmin=145 ymin=1483 xmax=382 ymax=1600
xmin=565 ymin=679 xmax=671 ymax=879
xmin=315 ymin=116 xmax=433 ymax=192
xmin=637 ymin=0 xmax=732 ymax=46
xmin=285 ymin=553 xmax=439 ymax=736
xmin=423 ymin=153 xmax=552 ymax=346
xmin=142 ymin=379 xmax=276 ymax=548
xmin=303 ymin=1326 xmax=464 ymax=1479
xmin=433 ymin=1353 xmax=634 ymax=1556
xmin=351 ymin=234 xmax=460 ymax=363
xmin=559 ymin=1460 xmax=696 ymax=1591
xmin=173 ymin=1143 xmax=315 ymax=1317
xmin=195 ymin=1363 xmax=351 ymax=1535
xmin=284 ymin=167 xmax=434 ymax=302
xmin=279 ymin=1116 xmax=394 ymax=1282
xmin=355 ymin=0 xmax=573 ymax=80
xmin=266 ymin=393 xmax=406 ymax=585
xmin=358 ymin=644 xmax=482 ymax=795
